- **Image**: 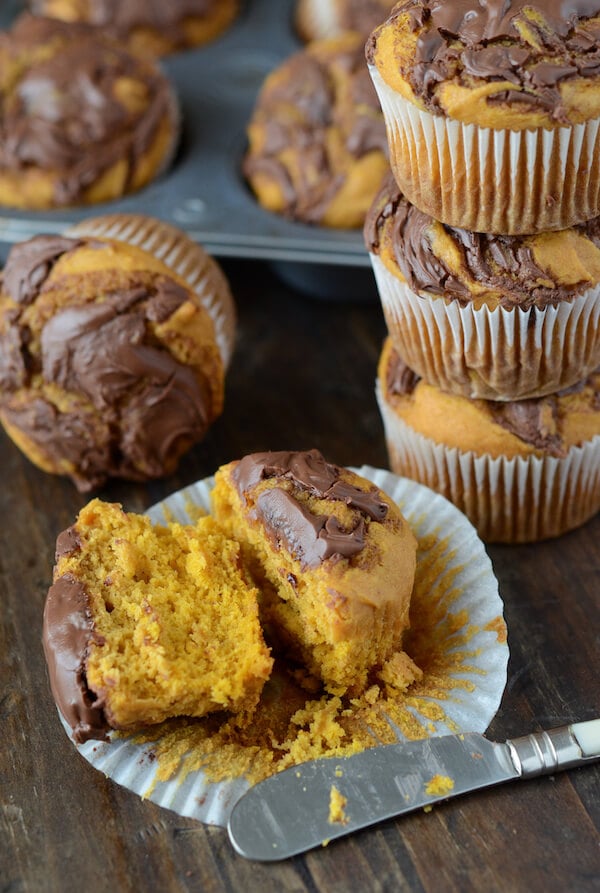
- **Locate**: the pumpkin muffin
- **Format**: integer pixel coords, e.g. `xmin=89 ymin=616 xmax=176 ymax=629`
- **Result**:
xmin=210 ymin=449 xmax=417 ymax=695
xmin=243 ymin=32 xmax=389 ymax=229
xmin=43 ymin=499 xmax=273 ymax=744
xmin=295 ymin=0 xmax=394 ymax=42
xmin=377 ymin=338 xmax=600 ymax=542
xmin=367 ymin=1 xmax=600 ymax=234
xmin=0 ymin=14 xmax=178 ymax=209
xmin=0 ymin=223 xmax=234 ymax=491
xmin=365 ymin=173 xmax=600 ymax=401
xmin=28 ymin=0 xmax=240 ymax=57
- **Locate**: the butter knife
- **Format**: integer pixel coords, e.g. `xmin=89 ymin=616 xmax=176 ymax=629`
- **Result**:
xmin=227 ymin=719 xmax=600 ymax=861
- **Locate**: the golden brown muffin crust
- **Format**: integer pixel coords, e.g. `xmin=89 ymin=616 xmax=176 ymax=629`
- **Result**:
xmin=243 ymin=33 xmax=389 ymax=229
xmin=0 ymin=13 xmax=177 ymax=208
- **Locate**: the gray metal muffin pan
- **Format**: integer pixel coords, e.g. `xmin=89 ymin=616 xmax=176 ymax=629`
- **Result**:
xmin=0 ymin=0 xmax=377 ymax=298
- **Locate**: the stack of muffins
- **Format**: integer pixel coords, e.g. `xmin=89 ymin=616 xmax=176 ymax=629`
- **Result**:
xmin=364 ymin=1 xmax=600 ymax=543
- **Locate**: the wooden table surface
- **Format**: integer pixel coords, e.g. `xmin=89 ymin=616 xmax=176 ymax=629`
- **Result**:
xmin=1 ymin=259 xmax=598 ymax=893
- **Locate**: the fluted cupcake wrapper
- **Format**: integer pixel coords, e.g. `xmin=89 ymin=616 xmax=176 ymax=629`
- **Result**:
xmin=370 ymin=254 xmax=600 ymax=401
xmin=66 ymin=214 xmax=236 ymax=369
xmin=369 ymin=66 xmax=600 ymax=235
xmin=377 ymin=380 xmax=600 ymax=543
xmin=57 ymin=469 xmax=508 ymax=828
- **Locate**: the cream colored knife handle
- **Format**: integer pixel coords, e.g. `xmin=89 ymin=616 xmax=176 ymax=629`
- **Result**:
xmin=507 ymin=719 xmax=600 ymax=778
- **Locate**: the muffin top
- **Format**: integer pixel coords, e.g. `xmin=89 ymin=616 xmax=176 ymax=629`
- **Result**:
xmin=243 ymin=32 xmax=389 ymax=228
xmin=28 ymin=0 xmax=239 ymax=55
xmin=367 ymin=0 xmax=600 ymax=127
xmin=0 ymin=14 xmax=176 ymax=205
xmin=380 ymin=338 xmax=600 ymax=459
xmin=0 ymin=234 xmax=224 ymax=491
xmin=365 ymin=173 xmax=600 ymax=310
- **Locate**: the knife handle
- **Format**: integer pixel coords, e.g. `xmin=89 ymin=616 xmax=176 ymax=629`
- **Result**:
xmin=507 ymin=719 xmax=600 ymax=778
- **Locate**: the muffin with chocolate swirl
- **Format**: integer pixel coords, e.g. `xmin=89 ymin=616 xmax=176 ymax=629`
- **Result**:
xmin=243 ymin=32 xmax=389 ymax=229
xmin=377 ymin=338 xmax=600 ymax=542
xmin=367 ymin=1 xmax=600 ymax=234
xmin=365 ymin=173 xmax=600 ymax=400
xmin=0 ymin=217 xmax=236 ymax=491
xmin=210 ymin=449 xmax=418 ymax=695
xmin=0 ymin=14 xmax=178 ymax=209
xmin=28 ymin=0 xmax=239 ymax=58
xmin=295 ymin=0 xmax=394 ymax=43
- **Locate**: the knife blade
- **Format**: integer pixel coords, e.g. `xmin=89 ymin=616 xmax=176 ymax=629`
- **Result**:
xmin=227 ymin=719 xmax=600 ymax=861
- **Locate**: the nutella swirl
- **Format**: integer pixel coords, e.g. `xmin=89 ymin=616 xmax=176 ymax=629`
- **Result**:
xmin=232 ymin=449 xmax=388 ymax=569
xmin=243 ymin=35 xmax=387 ymax=224
xmin=0 ymin=14 xmax=176 ymax=204
xmin=369 ymin=0 xmax=600 ymax=120
xmin=365 ymin=174 xmax=600 ymax=309
xmin=384 ymin=343 xmax=599 ymax=457
xmin=43 ymin=572 xmax=110 ymax=744
xmin=0 ymin=235 xmax=216 ymax=491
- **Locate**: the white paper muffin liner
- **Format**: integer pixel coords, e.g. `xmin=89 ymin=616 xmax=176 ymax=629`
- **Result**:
xmin=369 ymin=65 xmax=600 ymax=235
xmin=377 ymin=382 xmax=600 ymax=542
xmin=57 ymin=468 xmax=508 ymax=828
xmin=371 ymin=253 xmax=600 ymax=401
xmin=66 ymin=215 xmax=236 ymax=369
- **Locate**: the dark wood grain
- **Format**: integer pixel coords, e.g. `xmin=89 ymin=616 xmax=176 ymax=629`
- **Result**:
xmin=1 ymin=260 xmax=598 ymax=893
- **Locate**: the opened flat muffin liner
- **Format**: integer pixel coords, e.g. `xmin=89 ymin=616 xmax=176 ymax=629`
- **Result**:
xmin=66 ymin=215 xmax=236 ymax=369
xmin=377 ymin=384 xmax=600 ymax=543
xmin=53 ymin=468 xmax=508 ymax=828
xmin=369 ymin=66 xmax=600 ymax=235
xmin=370 ymin=254 xmax=600 ymax=401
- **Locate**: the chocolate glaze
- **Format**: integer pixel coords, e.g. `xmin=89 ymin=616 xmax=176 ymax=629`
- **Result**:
xmin=0 ymin=235 xmax=215 ymax=491
xmin=384 ymin=343 xmax=600 ymax=457
xmin=42 ymin=572 xmax=110 ymax=744
xmin=368 ymin=0 xmax=600 ymax=121
xmin=364 ymin=174 xmax=600 ymax=309
xmin=232 ymin=449 xmax=388 ymax=569
xmin=2 ymin=235 xmax=82 ymax=305
xmin=243 ymin=38 xmax=387 ymax=223
xmin=0 ymin=14 xmax=175 ymax=204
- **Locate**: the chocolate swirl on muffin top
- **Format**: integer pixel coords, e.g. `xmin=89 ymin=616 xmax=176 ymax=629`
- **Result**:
xmin=368 ymin=0 xmax=600 ymax=120
xmin=365 ymin=175 xmax=600 ymax=310
xmin=232 ymin=449 xmax=389 ymax=569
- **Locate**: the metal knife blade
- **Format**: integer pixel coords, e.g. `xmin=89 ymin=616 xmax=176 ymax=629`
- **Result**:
xmin=227 ymin=719 xmax=600 ymax=861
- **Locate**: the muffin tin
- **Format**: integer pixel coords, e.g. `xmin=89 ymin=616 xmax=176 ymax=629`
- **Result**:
xmin=0 ymin=0 xmax=376 ymax=297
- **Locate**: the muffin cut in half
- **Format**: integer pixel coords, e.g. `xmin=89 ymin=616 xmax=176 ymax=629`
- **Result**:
xmin=43 ymin=499 xmax=273 ymax=744
xmin=210 ymin=449 xmax=418 ymax=695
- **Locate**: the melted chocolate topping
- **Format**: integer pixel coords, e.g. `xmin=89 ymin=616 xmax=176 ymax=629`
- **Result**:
xmin=0 ymin=14 xmax=175 ymax=203
xmin=232 ymin=449 xmax=388 ymax=569
xmin=369 ymin=0 xmax=600 ymax=120
xmin=0 ymin=235 xmax=214 ymax=491
xmin=364 ymin=174 xmax=600 ymax=309
xmin=243 ymin=38 xmax=387 ymax=223
xmin=42 ymin=572 xmax=110 ymax=744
